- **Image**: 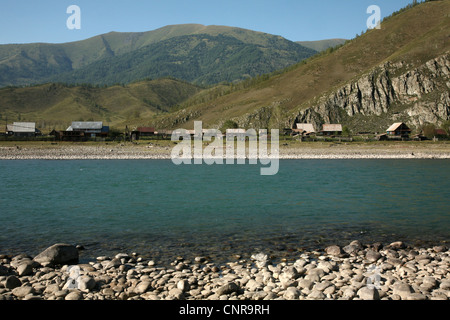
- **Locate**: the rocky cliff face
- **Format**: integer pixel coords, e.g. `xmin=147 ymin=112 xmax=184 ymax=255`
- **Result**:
xmin=293 ymin=52 xmax=450 ymax=131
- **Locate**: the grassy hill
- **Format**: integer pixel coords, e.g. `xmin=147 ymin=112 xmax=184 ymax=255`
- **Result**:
xmin=0 ymin=78 xmax=201 ymax=132
xmin=150 ymin=0 xmax=450 ymax=132
xmin=1 ymin=1 xmax=448 ymax=133
xmin=0 ymin=24 xmax=316 ymax=87
xmin=296 ymin=39 xmax=347 ymax=52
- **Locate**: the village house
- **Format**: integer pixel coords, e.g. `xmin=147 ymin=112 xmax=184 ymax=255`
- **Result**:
xmin=321 ymin=124 xmax=343 ymax=136
xmin=131 ymin=127 xmax=155 ymax=140
xmin=6 ymin=122 xmax=40 ymax=137
xmin=386 ymin=122 xmax=411 ymax=138
xmin=292 ymin=123 xmax=316 ymax=136
xmin=434 ymin=128 xmax=448 ymax=138
xmin=66 ymin=121 xmax=109 ymax=138
xmin=50 ymin=121 xmax=109 ymax=141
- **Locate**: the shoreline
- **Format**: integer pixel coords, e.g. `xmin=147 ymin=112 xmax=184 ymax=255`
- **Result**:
xmin=1 ymin=142 xmax=450 ymax=160
xmin=1 ymin=240 xmax=448 ymax=300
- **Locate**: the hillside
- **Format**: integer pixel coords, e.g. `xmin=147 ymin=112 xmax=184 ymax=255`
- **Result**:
xmin=296 ymin=39 xmax=347 ymax=52
xmin=0 ymin=24 xmax=316 ymax=87
xmin=151 ymin=1 xmax=450 ymax=133
xmin=0 ymin=78 xmax=201 ymax=131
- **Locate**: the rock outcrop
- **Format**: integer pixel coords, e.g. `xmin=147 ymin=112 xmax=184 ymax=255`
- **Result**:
xmin=293 ymin=52 xmax=450 ymax=131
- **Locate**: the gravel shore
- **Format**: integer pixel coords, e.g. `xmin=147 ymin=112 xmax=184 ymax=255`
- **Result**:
xmin=1 ymin=241 xmax=448 ymax=300
xmin=1 ymin=142 xmax=450 ymax=159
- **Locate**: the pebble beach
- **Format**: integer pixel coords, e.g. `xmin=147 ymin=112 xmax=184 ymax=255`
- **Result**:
xmin=0 ymin=141 xmax=450 ymax=160
xmin=0 ymin=241 xmax=449 ymax=301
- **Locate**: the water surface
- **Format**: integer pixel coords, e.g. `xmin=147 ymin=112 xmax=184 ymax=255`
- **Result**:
xmin=0 ymin=159 xmax=448 ymax=264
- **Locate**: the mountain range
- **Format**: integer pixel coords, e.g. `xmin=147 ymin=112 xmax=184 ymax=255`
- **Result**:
xmin=0 ymin=1 xmax=449 ymax=133
xmin=0 ymin=24 xmax=316 ymax=87
xmin=151 ymin=0 xmax=450 ymax=133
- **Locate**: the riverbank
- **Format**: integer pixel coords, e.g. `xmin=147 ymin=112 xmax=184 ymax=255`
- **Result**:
xmin=1 ymin=241 xmax=448 ymax=300
xmin=0 ymin=141 xmax=450 ymax=159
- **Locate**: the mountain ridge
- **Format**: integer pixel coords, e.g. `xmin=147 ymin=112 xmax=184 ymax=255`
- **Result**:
xmin=1 ymin=1 xmax=449 ymax=133
xmin=150 ymin=0 xmax=450 ymax=132
xmin=0 ymin=24 xmax=317 ymax=87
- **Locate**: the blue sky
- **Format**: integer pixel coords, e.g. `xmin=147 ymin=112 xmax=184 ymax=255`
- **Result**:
xmin=0 ymin=0 xmax=415 ymax=44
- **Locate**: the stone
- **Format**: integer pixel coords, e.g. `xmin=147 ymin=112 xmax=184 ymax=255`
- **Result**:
xmin=12 ymin=286 xmax=35 ymax=298
xmin=115 ymin=253 xmax=130 ymax=260
xmin=194 ymin=256 xmax=206 ymax=263
xmin=433 ymin=246 xmax=447 ymax=253
xmin=168 ymin=288 xmax=185 ymax=300
xmin=342 ymin=288 xmax=355 ymax=299
xmin=78 ymin=276 xmax=96 ymax=291
xmin=389 ymin=241 xmax=405 ymax=249
xmin=4 ymin=276 xmax=22 ymax=290
xmin=134 ymin=281 xmax=151 ymax=294
xmin=387 ymin=258 xmax=402 ymax=267
xmin=371 ymin=242 xmax=383 ymax=251
xmin=177 ymin=279 xmax=190 ymax=292
xmin=23 ymin=294 xmax=42 ymax=300
xmin=406 ymin=293 xmax=427 ymax=300
xmin=0 ymin=265 xmax=9 ymax=276
xmin=65 ymin=290 xmax=82 ymax=300
xmin=439 ymin=280 xmax=450 ymax=290
xmin=357 ymin=287 xmax=379 ymax=300
xmin=102 ymin=288 xmax=115 ymax=297
xmin=422 ymin=276 xmax=437 ymax=288
xmin=307 ymin=290 xmax=325 ymax=300
xmin=103 ymin=258 xmax=121 ymax=269
xmin=323 ymin=285 xmax=336 ymax=295
xmin=284 ymin=287 xmax=300 ymax=300
xmin=54 ymin=290 xmax=69 ymax=298
xmin=216 ymin=282 xmax=239 ymax=296
xmin=298 ymin=279 xmax=314 ymax=290
xmin=366 ymin=250 xmax=382 ymax=262
xmin=245 ymin=279 xmax=262 ymax=292
xmin=393 ymin=282 xmax=414 ymax=299
xmin=314 ymin=281 xmax=333 ymax=292
xmin=33 ymin=244 xmax=79 ymax=266
xmin=44 ymin=283 xmax=61 ymax=294
xmin=307 ymin=267 xmax=325 ymax=278
xmin=16 ymin=261 xmax=34 ymax=276
xmin=325 ymin=245 xmax=342 ymax=256
xmin=343 ymin=245 xmax=359 ymax=255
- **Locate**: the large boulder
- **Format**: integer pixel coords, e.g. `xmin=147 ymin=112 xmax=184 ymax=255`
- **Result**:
xmin=33 ymin=244 xmax=79 ymax=266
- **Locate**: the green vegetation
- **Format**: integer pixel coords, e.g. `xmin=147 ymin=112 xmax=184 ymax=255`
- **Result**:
xmin=0 ymin=25 xmax=316 ymax=87
xmin=0 ymin=1 xmax=448 ymax=134
xmin=148 ymin=0 xmax=450 ymax=131
xmin=296 ymin=39 xmax=347 ymax=52
xmin=0 ymin=78 xmax=201 ymax=131
xmin=220 ymin=120 xmax=239 ymax=131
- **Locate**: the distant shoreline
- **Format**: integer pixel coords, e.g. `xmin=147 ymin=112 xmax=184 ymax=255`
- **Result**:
xmin=1 ymin=141 xmax=450 ymax=160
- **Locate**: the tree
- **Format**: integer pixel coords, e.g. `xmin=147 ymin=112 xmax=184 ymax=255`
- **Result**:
xmin=342 ymin=126 xmax=352 ymax=137
xmin=422 ymin=123 xmax=436 ymax=139
xmin=441 ymin=120 xmax=450 ymax=135
xmin=221 ymin=120 xmax=239 ymax=131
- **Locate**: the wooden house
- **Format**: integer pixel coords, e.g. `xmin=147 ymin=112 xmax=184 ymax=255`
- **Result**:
xmin=322 ymin=124 xmax=343 ymax=136
xmin=6 ymin=122 xmax=40 ymax=137
xmin=386 ymin=122 xmax=411 ymax=138
xmin=131 ymin=127 xmax=155 ymax=140
xmin=66 ymin=121 xmax=109 ymax=138
xmin=293 ymin=123 xmax=316 ymax=136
